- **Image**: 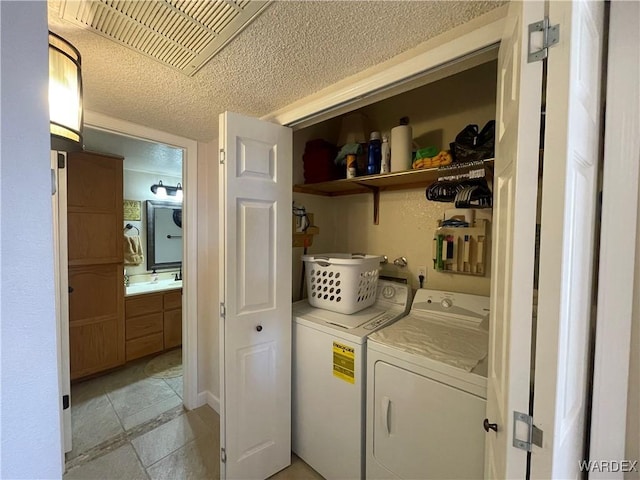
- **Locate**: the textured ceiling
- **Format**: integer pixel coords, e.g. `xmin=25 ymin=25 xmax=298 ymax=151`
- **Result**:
xmin=84 ymin=127 xmax=183 ymax=177
xmin=48 ymin=1 xmax=505 ymax=143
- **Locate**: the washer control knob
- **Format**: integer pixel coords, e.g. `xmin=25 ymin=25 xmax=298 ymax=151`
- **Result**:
xmin=441 ymin=298 xmax=453 ymax=308
xmin=382 ymin=286 xmax=395 ymax=299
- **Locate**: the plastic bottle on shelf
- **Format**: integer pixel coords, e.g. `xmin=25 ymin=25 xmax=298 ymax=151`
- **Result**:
xmin=346 ymin=154 xmax=357 ymax=179
xmin=380 ymin=135 xmax=391 ymax=174
xmin=367 ymin=131 xmax=382 ymax=175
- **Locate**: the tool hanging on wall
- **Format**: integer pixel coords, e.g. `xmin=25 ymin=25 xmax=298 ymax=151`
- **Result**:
xmin=425 ymin=160 xmax=493 ymax=208
xmin=293 ymin=203 xmax=320 ymax=299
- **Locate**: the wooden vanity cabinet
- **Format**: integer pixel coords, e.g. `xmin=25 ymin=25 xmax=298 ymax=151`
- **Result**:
xmin=163 ymin=290 xmax=183 ymax=349
xmin=125 ymin=289 xmax=182 ymax=361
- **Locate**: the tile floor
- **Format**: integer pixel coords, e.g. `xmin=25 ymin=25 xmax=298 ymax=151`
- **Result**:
xmin=64 ymin=350 xmax=323 ymax=480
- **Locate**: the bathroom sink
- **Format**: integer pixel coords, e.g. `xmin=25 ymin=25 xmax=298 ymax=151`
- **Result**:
xmin=126 ymin=279 xmax=182 ymax=296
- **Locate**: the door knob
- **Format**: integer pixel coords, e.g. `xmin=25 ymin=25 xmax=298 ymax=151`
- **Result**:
xmin=256 ymin=325 xmax=263 ymax=332
xmin=483 ymin=418 xmax=498 ymax=432
xmin=68 ymin=286 xmax=74 ymax=293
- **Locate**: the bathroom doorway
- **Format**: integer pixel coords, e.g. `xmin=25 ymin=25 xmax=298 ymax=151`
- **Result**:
xmin=67 ymin=128 xmax=186 ymax=461
xmin=55 ymin=113 xmax=200 ymax=462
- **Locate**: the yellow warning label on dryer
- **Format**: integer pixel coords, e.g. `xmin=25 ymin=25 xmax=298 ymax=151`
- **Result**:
xmin=333 ymin=342 xmax=355 ymax=384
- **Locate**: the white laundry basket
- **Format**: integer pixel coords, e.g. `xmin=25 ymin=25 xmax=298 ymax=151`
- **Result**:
xmin=302 ymin=253 xmax=383 ymax=314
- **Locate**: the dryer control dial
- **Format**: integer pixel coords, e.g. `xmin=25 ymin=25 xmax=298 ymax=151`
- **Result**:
xmin=441 ymin=298 xmax=453 ymax=309
xmin=382 ymin=285 xmax=396 ymax=299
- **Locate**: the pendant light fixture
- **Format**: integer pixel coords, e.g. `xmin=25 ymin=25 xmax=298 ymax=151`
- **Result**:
xmin=49 ymin=31 xmax=83 ymax=152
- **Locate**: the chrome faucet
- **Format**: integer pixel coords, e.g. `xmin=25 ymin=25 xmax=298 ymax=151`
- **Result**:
xmin=175 ymin=268 xmax=182 ymax=281
xmin=393 ymin=256 xmax=408 ymax=267
xmin=124 ymin=274 xmax=130 ymax=287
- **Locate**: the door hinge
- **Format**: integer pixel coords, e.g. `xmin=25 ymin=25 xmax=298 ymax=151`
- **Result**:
xmin=62 ymin=394 xmax=70 ymax=410
xmin=221 ymin=447 xmax=227 ymax=463
xmin=51 ymin=169 xmax=57 ymax=196
xmin=220 ymin=302 xmax=226 ymax=318
xmin=513 ymin=411 xmax=543 ymax=451
xmin=57 ymin=152 xmax=66 ymax=169
xmin=219 ymin=149 xmax=225 ymax=164
xmin=528 ymin=17 xmax=560 ymax=63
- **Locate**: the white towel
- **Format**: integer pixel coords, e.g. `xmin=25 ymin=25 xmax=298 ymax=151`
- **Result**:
xmin=124 ymin=235 xmax=144 ymax=266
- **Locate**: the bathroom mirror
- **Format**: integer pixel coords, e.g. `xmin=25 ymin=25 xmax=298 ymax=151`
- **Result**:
xmin=146 ymin=200 xmax=182 ymax=270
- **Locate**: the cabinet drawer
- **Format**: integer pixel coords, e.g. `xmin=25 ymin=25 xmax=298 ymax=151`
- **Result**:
xmin=126 ymin=332 xmax=164 ymax=362
xmin=163 ymin=290 xmax=182 ymax=310
xmin=164 ymin=309 xmax=182 ymax=349
xmin=126 ymin=293 xmax=162 ymax=317
xmin=126 ymin=312 xmax=163 ymax=340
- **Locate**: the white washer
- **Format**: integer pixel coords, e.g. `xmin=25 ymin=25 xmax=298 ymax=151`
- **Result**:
xmin=366 ymin=289 xmax=490 ymax=480
xmin=293 ymin=279 xmax=412 ymax=480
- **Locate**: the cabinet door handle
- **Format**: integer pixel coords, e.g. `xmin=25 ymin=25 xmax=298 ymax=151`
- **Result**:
xmin=382 ymin=396 xmax=391 ymax=435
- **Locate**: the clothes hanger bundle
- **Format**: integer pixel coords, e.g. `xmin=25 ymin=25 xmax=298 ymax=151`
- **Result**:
xmin=425 ymin=161 xmax=493 ymax=207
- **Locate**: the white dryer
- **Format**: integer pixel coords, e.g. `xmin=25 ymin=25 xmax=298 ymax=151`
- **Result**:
xmin=366 ymin=288 xmax=490 ymax=480
xmin=292 ymin=279 xmax=412 ymax=480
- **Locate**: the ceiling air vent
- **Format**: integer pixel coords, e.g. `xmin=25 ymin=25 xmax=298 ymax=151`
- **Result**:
xmin=59 ymin=0 xmax=271 ymax=76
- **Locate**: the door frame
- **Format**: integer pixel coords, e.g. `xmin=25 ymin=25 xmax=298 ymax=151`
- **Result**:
xmin=52 ymin=151 xmax=72 ymax=456
xmin=80 ymin=110 xmax=199 ymax=409
xmin=589 ymin=0 xmax=640 ymax=467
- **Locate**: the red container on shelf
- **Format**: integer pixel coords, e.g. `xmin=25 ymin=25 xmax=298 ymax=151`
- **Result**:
xmin=303 ymin=139 xmax=339 ymax=184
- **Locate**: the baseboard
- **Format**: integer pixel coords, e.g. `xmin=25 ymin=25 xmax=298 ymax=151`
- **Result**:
xmin=197 ymin=390 xmax=220 ymax=414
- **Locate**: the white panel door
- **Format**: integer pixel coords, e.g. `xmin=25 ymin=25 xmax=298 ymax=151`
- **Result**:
xmin=219 ymin=111 xmax=292 ymax=480
xmin=51 ymin=151 xmax=72 ymax=454
xmin=532 ymin=1 xmax=605 ymax=477
xmin=484 ymin=1 xmax=544 ymax=478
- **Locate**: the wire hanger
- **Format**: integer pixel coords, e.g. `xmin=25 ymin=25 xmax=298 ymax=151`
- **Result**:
xmin=124 ymin=223 xmax=140 ymax=235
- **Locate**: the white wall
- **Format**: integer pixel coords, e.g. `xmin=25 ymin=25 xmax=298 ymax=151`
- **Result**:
xmin=123 ymin=170 xmax=182 ymax=277
xmin=627 ymin=154 xmax=640 ymax=477
xmin=628 ymin=224 xmax=640 ymax=477
xmin=0 ymin=1 xmax=63 ymax=477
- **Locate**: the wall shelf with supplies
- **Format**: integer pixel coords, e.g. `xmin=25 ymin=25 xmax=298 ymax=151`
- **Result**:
xmin=292 ymin=159 xmax=494 ymax=224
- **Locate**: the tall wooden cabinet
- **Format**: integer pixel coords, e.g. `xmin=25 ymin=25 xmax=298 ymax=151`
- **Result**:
xmin=67 ymin=151 xmax=124 ymax=380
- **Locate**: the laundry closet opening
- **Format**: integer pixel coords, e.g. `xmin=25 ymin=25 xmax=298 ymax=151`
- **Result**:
xmin=288 ymin=45 xmax=503 ymax=480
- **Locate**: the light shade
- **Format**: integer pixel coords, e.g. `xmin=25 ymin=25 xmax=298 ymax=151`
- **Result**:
xmin=49 ymin=31 xmax=83 ymax=152
xmin=337 ymin=112 xmax=369 ymax=146
xmin=151 ymin=180 xmax=182 ymax=202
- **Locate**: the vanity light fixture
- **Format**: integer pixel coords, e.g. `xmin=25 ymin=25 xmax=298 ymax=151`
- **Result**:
xmin=49 ymin=31 xmax=83 ymax=152
xmin=151 ymin=180 xmax=168 ymax=198
xmin=151 ymin=180 xmax=183 ymax=201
